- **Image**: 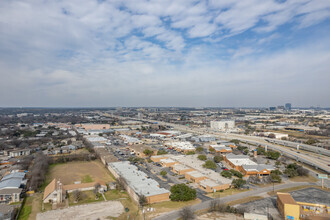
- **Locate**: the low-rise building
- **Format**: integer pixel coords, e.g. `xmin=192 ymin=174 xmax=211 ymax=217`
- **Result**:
xmin=209 ymin=145 xmax=232 ymax=154
xmin=7 ymin=149 xmax=31 ymax=158
xmin=185 ymin=171 xmax=208 ymax=183
xmin=241 ymin=164 xmax=275 ymax=177
xmin=198 ymin=179 xmax=229 ymax=193
xmin=150 ymin=155 xmax=168 ymax=163
xmin=164 ymin=141 xmax=195 ymax=153
xmin=159 ymin=158 xmax=177 ymax=167
xmin=0 ymin=188 xmax=22 ymax=204
xmin=108 ymin=161 xmax=170 ymax=204
xmin=171 ymin=164 xmax=194 ymax=175
xmin=224 ymin=154 xmax=257 ymax=171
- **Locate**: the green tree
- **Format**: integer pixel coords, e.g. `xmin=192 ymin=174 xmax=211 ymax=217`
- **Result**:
xmin=157 ymin=149 xmax=167 ymax=155
xmin=196 ymin=146 xmax=204 ymax=153
xmin=213 ymin=155 xmax=223 ymax=163
xmin=221 ymin=171 xmax=232 ymax=178
xmin=209 ymin=147 xmax=215 ymax=153
xmin=229 ymin=169 xmax=243 ymax=178
xmin=185 ymin=151 xmax=195 ymax=155
xmin=203 ymin=160 xmax=217 ymax=170
xmin=143 ymin=149 xmax=154 ymax=157
xmin=266 ymin=151 xmax=281 ymax=160
xmin=170 ymin=184 xmax=196 ymax=201
xmin=231 ymin=179 xmax=246 ymax=188
xmin=270 ymin=172 xmax=282 ymax=183
xmin=230 ymin=139 xmax=240 ymax=145
xmin=197 ymin=154 xmax=207 ymax=161
xmin=160 ymin=170 xmax=167 ymax=177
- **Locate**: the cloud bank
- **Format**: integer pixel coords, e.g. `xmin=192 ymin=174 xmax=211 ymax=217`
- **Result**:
xmin=0 ymin=0 xmax=330 ymax=107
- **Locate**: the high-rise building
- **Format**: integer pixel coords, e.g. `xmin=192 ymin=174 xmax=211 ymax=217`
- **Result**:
xmin=285 ymin=103 xmax=292 ymax=110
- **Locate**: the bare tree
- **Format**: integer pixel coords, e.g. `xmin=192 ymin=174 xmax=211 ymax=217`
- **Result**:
xmin=180 ymin=206 xmax=195 ymax=220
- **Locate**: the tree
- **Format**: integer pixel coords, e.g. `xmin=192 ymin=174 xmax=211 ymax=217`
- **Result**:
xmin=180 ymin=206 xmax=195 ymax=220
xmin=266 ymin=151 xmax=281 ymax=160
xmin=213 ymin=155 xmax=223 ymax=163
xmin=170 ymin=184 xmax=196 ymax=201
xmin=230 ymin=169 xmax=243 ymax=178
xmin=93 ymin=183 xmax=101 ymax=199
xmin=73 ymin=190 xmax=85 ymax=202
xmin=270 ymin=172 xmax=282 ymax=183
xmin=256 ymin=147 xmax=265 ymax=155
xmin=197 ymin=154 xmax=207 ymax=161
xmin=297 ymin=166 xmax=309 ymax=176
xmin=221 ymin=171 xmax=232 ymax=178
xmin=143 ymin=149 xmax=154 ymax=157
xmin=209 ymin=147 xmax=215 ymax=153
xmin=186 ymin=151 xmax=195 ymax=155
xmin=195 ymin=146 xmax=204 ymax=153
xmin=157 ymin=149 xmax=167 ymax=155
xmin=203 ymin=160 xmax=217 ymax=170
xmin=268 ymin=133 xmax=276 ymax=138
xmin=305 ymin=139 xmax=317 ymax=145
xmin=231 ymin=179 xmax=246 ymax=188
xmin=160 ymin=170 xmax=167 ymax=177
xmin=139 ymin=195 xmax=148 ymax=208
xmin=275 ymin=161 xmax=281 ymax=167
xmin=230 ymin=139 xmax=240 ymax=145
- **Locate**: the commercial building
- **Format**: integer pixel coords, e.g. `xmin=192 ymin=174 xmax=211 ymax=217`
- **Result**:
xmin=224 ymin=154 xmax=257 ymax=171
xmin=210 ymin=120 xmax=235 ymax=131
xmin=171 ymin=164 xmax=194 ymax=175
xmin=209 ymin=145 xmax=232 ymax=154
xmin=108 ymin=161 xmax=170 ymax=204
xmin=150 ymin=155 xmax=168 ymax=163
xmin=0 ymin=172 xmax=25 ymax=204
xmin=241 ymin=164 xmax=275 ymax=177
xmin=164 ymin=141 xmax=195 ymax=153
xmin=191 ymin=135 xmax=216 ymax=142
xmin=159 ymin=158 xmax=177 ymax=167
xmin=168 ymin=155 xmax=231 ymax=192
xmin=119 ymin=135 xmax=143 ymax=145
xmin=277 ymin=192 xmax=330 ymax=220
xmin=6 ymin=149 xmax=31 ymax=158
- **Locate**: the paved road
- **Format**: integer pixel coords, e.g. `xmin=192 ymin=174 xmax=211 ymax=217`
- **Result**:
xmin=153 ymin=182 xmax=314 ymax=220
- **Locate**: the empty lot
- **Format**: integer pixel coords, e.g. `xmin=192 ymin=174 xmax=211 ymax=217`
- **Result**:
xmin=36 ymin=201 xmax=124 ymax=220
xmin=45 ymin=160 xmax=114 ymax=185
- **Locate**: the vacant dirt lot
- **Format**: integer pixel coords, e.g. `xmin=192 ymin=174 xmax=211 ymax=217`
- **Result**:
xmin=46 ymin=160 xmax=114 ymax=185
xmin=36 ymin=201 xmax=123 ymax=220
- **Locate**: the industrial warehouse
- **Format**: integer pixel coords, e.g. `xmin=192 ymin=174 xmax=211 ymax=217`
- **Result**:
xmin=108 ymin=161 xmax=170 ymax=204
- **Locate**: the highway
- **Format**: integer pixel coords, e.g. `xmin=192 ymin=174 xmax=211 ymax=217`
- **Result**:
xmin=114 ymin=116 xmax=330 ymax=174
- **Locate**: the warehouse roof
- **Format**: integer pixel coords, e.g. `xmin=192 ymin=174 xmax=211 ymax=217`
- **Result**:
xmin=242 ymin=164 xmax=275 ymax=172
xmin=109 ymin=161 xmax=169 ymax=197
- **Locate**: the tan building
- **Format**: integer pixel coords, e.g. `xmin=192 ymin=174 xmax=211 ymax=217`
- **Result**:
xmin=241 ymin=165 xmax=275 ymax=178
xmin=209 ymin=145 xmax=232 ymax=154
xmin=185 ymin=171 xmax=208 ymax=183
xmin=150 ymin=155 xmax=168 ymax=163
xmin=277 ymin=192 xmax=300 ymax=220
xmin=159 ymin=158 xmax=178 ymax=167
xmin=171 ymin=164 xmax=194 ymax=175
xmin=43 ymin=179 xmax=63 ymax=204
xmin=198 ymin=179 xmax=230 ymax=193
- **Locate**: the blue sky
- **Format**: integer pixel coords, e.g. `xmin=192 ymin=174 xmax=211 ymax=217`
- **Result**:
xmin=0 ymin=0 xmax=330 ymax=107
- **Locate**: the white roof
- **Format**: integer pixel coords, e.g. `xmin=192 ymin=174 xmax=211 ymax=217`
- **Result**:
xmin=109 ymin=161 xmax=169 ymax=197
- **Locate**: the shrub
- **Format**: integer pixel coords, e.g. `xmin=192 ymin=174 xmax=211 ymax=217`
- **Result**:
xmin=195 ymin=146 xmax=204 ymax=153
xmin=203 ymin=160 xmax=217 ymax=170
xmin=160 ymin=170 xmax=167 ymax=177
xmin=170 ymin=184 xmax=196 ymax=201
xmin=186 ymin=151 xmax=196 ymax=155
xmin=229 ymin=169 xmax=243 ymax=178
xmin=197 ymin=154 xmax=207 ymax=161
xmin=213 ymin=155 xmax=223 ymax=163
xmin=231 ymin=179 xmax=246 ymax=188
xmin=180 ymin=206 xmax=195 ymax=220
xmin=221 ymin=171 xmax=232 ymax=178
xmin=157 ymin=149 xmax=167 ymax=155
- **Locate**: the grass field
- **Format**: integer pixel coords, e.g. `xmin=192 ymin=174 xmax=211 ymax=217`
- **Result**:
xmin=44 ymin=160 xmax=115 ymax=187
xmin=290 ymin=175 xmax=318 ymax=183
xmin=206 ymin=188 xmax=250 ymax=198
xmin=226 ymin=196 xmax=264 ymax=206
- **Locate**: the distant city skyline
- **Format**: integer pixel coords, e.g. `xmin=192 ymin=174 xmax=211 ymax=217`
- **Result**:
xmin=0 ymin=0 xmax=330 ymax=107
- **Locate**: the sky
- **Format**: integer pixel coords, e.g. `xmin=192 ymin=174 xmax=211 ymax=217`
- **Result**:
xmin=0 ymin=0 xmax=330 ymax=108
